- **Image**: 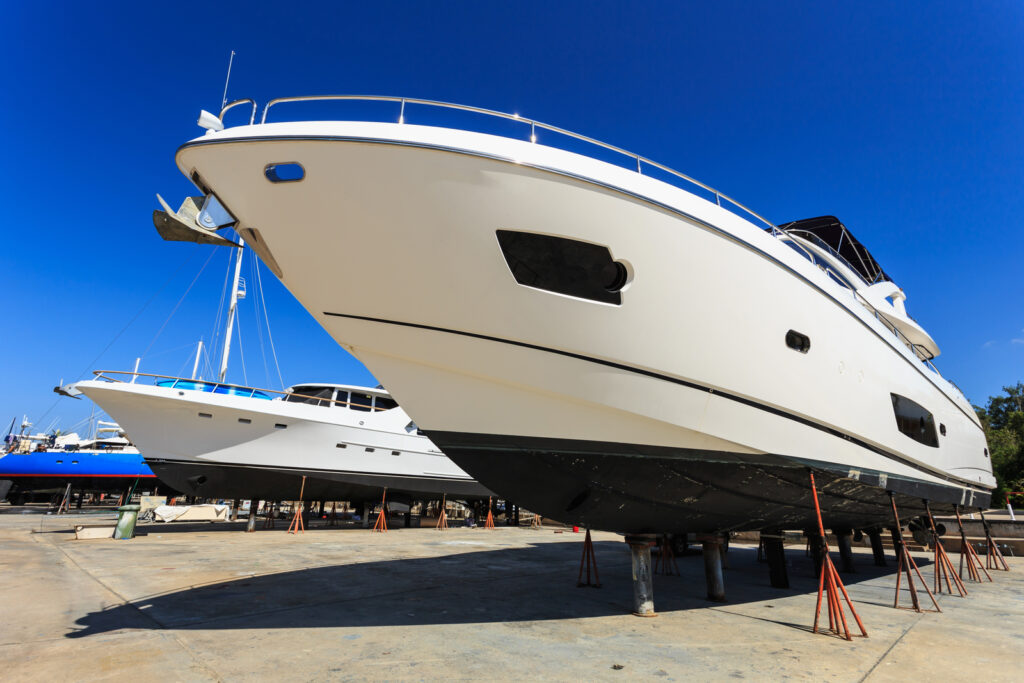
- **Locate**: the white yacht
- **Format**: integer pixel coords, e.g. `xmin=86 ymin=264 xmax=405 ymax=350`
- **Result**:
xmin=71 ymin=374 xmax=491 ymax=505
xmin=151 ymin=96 xmax=994 ymax=534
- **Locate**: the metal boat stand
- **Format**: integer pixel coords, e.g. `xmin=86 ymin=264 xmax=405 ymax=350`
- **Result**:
xmin=653 ymin=534 xmax=680 ymax=576
xmin=866 ymin=528 xmax=887 ymax=566
xmin=435 ymin=494 xmax=449 ymax=530
xmin=924 ymin=501 xmax=966 ymax=597
xmin=978 ymin=510 xmax=1010 ymax=571
xmin=954 ymin=505 xmax=991 ymax=582
xmin=809 ymin=473 xmax=867 ymax=640
xmin=263 ymin=502 xmax=278 ymax=529
xmin=371 ymin=488 xmax=389 ymax=533
xmin=287 ymin=476 xmax=307 ymax=535
xmin=484 ymin=497 xmax=496 ymax=529
xmin=245 ymin=498 xmax=260 ymax=532
xmin=697 ymin=534 xmax=727 ymax=602
xmin=834 ymin=528 xmax=856 ymax=573
xmin=889 ymin=493 xmax=940 ymax=612
xmin=577 ymin=529 xmax=601 ymax=587
xmin=761 ymin=532 xmax=789 ymax=589
xmin=624 ymin=534 xmax=657 ymax=616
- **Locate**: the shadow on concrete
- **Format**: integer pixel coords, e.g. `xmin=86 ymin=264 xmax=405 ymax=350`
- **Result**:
xmin=66 ymin=541 xmax=921 ymax=639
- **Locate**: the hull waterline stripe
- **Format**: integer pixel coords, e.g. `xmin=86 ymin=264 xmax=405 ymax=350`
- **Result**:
xmin=177 ymin=133 xmax=982 ymax=431
xmin=323 ymin=310 xmax=988 ymax=495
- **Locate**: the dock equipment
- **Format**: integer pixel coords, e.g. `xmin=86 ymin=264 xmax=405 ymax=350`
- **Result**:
xmin=484 ymin=497 xmax=495 ymax=529
xmin=809 ymin=472 xmax=867 ymax=640
xmin=889 ymin=492 xmax=940 ymax=612
xmin=954 ymin=506 xmax=991 ymax=583
xmin=625 ymin=534 xmax=657 ymax=616
xmin=577 ymin=529 xmax=601 ymax=588
xmin=762 ymin=532 xmax=789 ymax=589
xmin=924 ymin=501 xmax=966 ymax=597
xmin=287 ymin=477 xmax=307 ymax=535
xmin=245 ymin=499 xmax=260 ymax=532
xmin=834 ymin=528 xmax=855 ymax=573
xmin=653 ymin=534 xmax=680 ymax=576
xmin=263 ymin=502 xmax=277 ymax=529
xmin=979 ymin=510 xmax=1010 ymax=571
xmin=867 ymin=529 xmax=887 ymax=567
xmin=372 ymin=489 xmax=388 ymax=533
xmin=698 ymin=534 xmax=727 ymax=602
xmin=435 ymin=494 xmax=449 ymax=530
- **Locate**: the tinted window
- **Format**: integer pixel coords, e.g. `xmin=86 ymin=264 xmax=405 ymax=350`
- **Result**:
xmin=374 ymin=396 xmax=398 ymax=411
xmin=891 ymin=393 xmax=939 ymax=448
xmin=496 ymin=230 xmax=626 ymax=305
xmin=286 ymin=386 xmax=334 ymax=406
xmin=332 ymin=390 xmax=349 ymax=407
xmin=349 ymin=392 xmax=373 ymax=412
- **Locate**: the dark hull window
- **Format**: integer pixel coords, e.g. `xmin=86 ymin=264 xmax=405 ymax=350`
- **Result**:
xmin=496 ymin=230 xmax=626 ymax=305
xmin=286 ymin=386 xmax=334 ymax=406
xmin=891 ymin=393 xmax=939 ymax=448
xmin=349 ymin=392 xmax=373 ymax=412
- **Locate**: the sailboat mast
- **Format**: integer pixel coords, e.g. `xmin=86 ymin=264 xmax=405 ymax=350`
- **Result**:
xmin=191 ymin=340 xmax=204 ymax=380
xmin=218 ymin=239 xmax=246 ymax=382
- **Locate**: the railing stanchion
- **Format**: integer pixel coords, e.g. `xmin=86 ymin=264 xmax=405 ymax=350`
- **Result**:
xmin=399 ymin=98 xmax=406 ymax=124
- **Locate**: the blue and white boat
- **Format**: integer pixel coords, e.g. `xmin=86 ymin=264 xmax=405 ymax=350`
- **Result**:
xmin=0 ymin=424 xmax=160 ymax=505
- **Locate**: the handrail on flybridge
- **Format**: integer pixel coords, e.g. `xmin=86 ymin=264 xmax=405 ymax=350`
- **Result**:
xmin=89 ymin=370 xmax=389 ymax=412
xmin=217 ymin=95 xmax=777 ymax=233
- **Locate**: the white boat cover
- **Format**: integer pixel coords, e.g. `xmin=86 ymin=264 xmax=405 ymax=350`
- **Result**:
xmin=153 ymin=504 xmax=230 ymax=522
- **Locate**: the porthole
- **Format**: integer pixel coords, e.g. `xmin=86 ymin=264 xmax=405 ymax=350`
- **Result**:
xmin=391 ymin=450 xmax=400 ymax=456
xmin=984 ymin=448 xmax=989 ymax=458
xmin=939 ymin=423 xmax=946 ymax=436
xmin=56 ymin=460 xmax=63 ymax=464
xmin=366 ymin=447 xmax=375 ymax=453
xmin=238 ymin=418 xmax=252 ymax=424
xmin=336 ymin=443 xmax=347 ymax=449
xmin=785 ymin=330 xmax=811 ymax=353
xmin=274 ymin=423 xmax=287 ymax=429
xmin=264 ymin=163 xmax=304 ymax=183
xmin=198 ymin=412 xmax=213 ymax=419
xmin=72 ymin=461 xmax=79 ymax=465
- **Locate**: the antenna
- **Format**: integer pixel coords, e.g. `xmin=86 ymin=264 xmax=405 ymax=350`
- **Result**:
xmin=221 ymin=50 xmax=236 ymax=110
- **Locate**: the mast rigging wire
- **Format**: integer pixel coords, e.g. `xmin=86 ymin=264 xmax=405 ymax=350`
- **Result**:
xmin=253 ymin=255 xmax=285 ymax=390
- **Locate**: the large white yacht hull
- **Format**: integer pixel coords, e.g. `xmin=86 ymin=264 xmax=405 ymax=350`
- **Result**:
xmin=171 ymin=120 xmax=993 ymax=532
xmin=74 ymin=380 xmax=490 ymax=503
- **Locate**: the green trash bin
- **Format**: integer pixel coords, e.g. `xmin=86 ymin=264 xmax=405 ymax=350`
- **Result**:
xmin=114 ymin=504 xmax=141 ymax=540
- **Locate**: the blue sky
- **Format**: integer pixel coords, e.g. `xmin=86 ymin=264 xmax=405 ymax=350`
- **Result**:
xmin=1 ymin=2 xmax=1022 ymax=434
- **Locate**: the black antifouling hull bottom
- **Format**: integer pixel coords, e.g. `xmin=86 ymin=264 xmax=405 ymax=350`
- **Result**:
xmin=429 ymin=432 xmax=991 ymax=534
xmin=146 ymin=459 xmax=490 ymax=506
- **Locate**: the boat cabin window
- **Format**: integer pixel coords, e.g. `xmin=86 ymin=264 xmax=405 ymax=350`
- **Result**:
xmin=496 ymin=230 xmax=627 ymax=305
xmin=890 ymin=393 xmax=939 ymax=448
xmin=286 ymin=386 xmax=334 ymax=406
xmin=349 ymin=392 xmax=373 ymax=412
xmin=333 ymin=390 xmax=349 ymax=407
xmin=374 ymin=396 xmax=398 ymax=411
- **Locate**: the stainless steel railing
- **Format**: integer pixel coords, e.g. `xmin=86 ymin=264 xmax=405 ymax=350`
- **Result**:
xmin=90 ymin=370 xmax=389 ymax=411
xmin=217 ymin=95 xmax=778 ymax=232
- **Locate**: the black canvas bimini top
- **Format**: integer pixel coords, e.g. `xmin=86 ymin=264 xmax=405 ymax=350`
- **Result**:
xmin=775 ymin=215 xmax=891 ymax=284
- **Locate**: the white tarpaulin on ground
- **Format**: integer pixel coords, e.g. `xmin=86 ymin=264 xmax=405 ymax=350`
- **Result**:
xmin=153 ymin=504 xmax=230 ymax=522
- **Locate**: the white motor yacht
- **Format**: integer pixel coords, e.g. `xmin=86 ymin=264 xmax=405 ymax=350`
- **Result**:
xmin=71 ymin=373 xmax=491 ymax=505
xmin=151 ymin=96 xmax=994 ymax=534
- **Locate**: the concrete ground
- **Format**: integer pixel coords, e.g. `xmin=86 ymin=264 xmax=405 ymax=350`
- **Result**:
xmin=0 ymin=511 xmax=1021 ymax=682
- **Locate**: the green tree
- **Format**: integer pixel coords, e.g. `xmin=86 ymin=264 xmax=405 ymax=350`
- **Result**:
xmin=975 ymin=383 xmax=1024 ymax=506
